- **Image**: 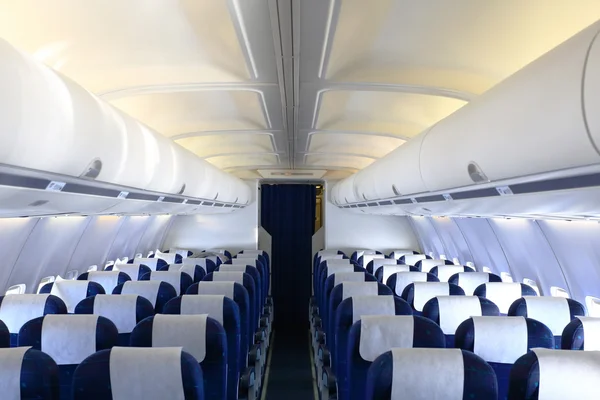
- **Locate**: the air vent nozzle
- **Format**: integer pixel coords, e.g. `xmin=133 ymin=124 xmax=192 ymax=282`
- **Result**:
xmin=178 ymin=184 xmax=186 ymax=195
xmin=80 ymin=158 xmax=102 ymax=180
xmin=468 ymin=162 xmax=489 ymax=183
xmin=392 ymin=184 xmax=401 ymax=196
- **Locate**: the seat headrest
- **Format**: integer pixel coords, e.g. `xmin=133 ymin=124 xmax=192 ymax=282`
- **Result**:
xmin=574 ymin=317 xmax=600 ymax=350
xmin=51 ymin=280 xmax=98 ymax=312
xmin=472 ymin=316 xmax=528 ymax=363
xmin=212 ymin=271 xmax=245 ymax=284
xmin=478 ymin=282 xmax=523 ymax=313
xmin=0 ymin=294 xmax=50 ymax=333
xmin=435 ymin=296 xmax=482 ymax=334
xmin=115 ymin=264 xmax=148 ymax=281
xmin=152 ymin=315 xmax=208 ymax=362
xmin=121 ymin=281 xmax=162 ymax=306
xmin=342 ymin=282 xmax=378 ymax=300
xmin=433 ymin=266 xmax=472 ymax=282
xmin=401 ymin=254 xmax=427 ymax=266
xmin=392 ymin=271 xmax=429 ymax=296
xmin=86 ymin=271 xmax=124 ymax=293
xmin=41 ymin=314 xmax=100 ymax=365
xmin=326 ymin=265 xmax=354 ymax=277
xmin=333 ymin=272 xmax=365 ymax=286
xmin=521 ymin=296 xmax=572 ymax=335
xmin=92 ymin=294 xmax=139 ymax=334
xmin=351 ymin=296 xmax=396 ymax=324
xmin=180 ymin=295 xmax=225 ymax=325
xmin=359 ymin=315 xmax=415 ymax=361
xmin=194 ymin=282 xmax=235 ymax=298
xmin=452 ymin=272 xmax=495 ymax=295
xmin=379 ymin=266 xmax=411 ymax=283
xmin=412 ymin=282 xmax=451 ymax=312
xmin=417 ymin=259 xmax=447 ymax=273
xmin=146 ymin=271 xmax=186 ymax=295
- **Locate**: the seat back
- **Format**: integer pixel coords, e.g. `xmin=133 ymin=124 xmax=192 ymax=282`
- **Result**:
xmin=186 ymin=281 xmax=250 ymax=359
xmin=77 ymin=271 xmax=131 ymax=293
xmin=154 ymin=251 xmax=182 ymax=265
xmin=400 ymin=254 xmax=428 ymax=266
xmin=218 ymin=264 xmax=263 ymax=311
xmin=508 ymin=296 xmax=585 ymax=348
xmin=160 ymin=261 xmax=207 ymax=283
xmin=368 ymin=258 xmax=399 ymax=275
xmin=205 ymin=248 xmax=232 ymax=260
xmin=72 ymin=347 xmax=204 ymax=399
xmin=334 ymin=297 xmax=413 ymax=400
xmin=375 ymin=265 xmax=418 ymax=283
xmin=113 ymin=281 xmax=177 ymax=313
xmin=359 ymin=254 xmax=385 ymax=270
xmin=319 ymin=264 xmax=365 ymax=312
xmin=448 ymin=272 xmax=502 ymax=295
xmin=230 ymin=257 xmax=269 ymax=301
xmin=0 ymin=347 xmax=59 ymax=399
xmin=474 ymin=283 xmax=537 ymax=314
xmin=112 ymin=263 xmax=152 ymax=280
xmin=429 ymin=265 xmax=475 ymax=282
xmin=0 ymin=320 xmax=8 ymax=348
xmin=20 ymin=314 xmax=118 ymax=399
xmin=508 ymin=349 xmax=600 ymax=400
xmin=366 ymin=348 xmax=497 ymax=400
xmin=415 ymin=258 xmax=454 ymax=272
xmin=204 ymin=272 xmax=258 ymax=331
xmin=562 ymin=316 xmax=600 ymax=350
xmin=0 ymin=294 xmax=67 ymax=346
xmin=74 ymin=294 xmax=154 ymax=346
xmin=141 ymin=271 xmax=193 ymax=296
xmin=422 ymin=296 xmax=500 ymax=347
xmin=128 ymin=257 xmax=167 ymax=271
xmin=164 ymin=295 xmax=241 ymax=400
xmin=41 ymin=280 xmax=105 ymax=313
xmin=386 ymin=271 xmax=439 ymax=297
xmin=315 ymin=259 xmax=353 ymax=300
xmin=351 ymin=250 xmax=378 ymax=264
xmin=401 ymin=282 xmax=465 ymax=314
xmin=388 ymin=250 xmax=417 ymax=260
xmin=131 ymin=314 xmax=226 ymax=399
xmin=455 ymin=316 xmax=554 ymax=399
xmin=347 ymin=315 xmax=444 ymax=400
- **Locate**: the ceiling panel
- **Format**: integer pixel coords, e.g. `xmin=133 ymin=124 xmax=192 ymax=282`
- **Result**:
xmin=307 ymin=133 xmax=404 ymax=158
xmin=305 ymin=154 xmax=373 ymax=170
xmin=176 ymin=133 xmax=275 ymax=159
xmin=208 ymin=154 xmax=280 ymax=170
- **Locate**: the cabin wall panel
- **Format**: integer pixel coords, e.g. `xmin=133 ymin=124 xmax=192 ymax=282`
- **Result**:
xmin=409 ymin=217 xmax=446 ymax=258
xmin=0 ymin=218 xmax=39 ymax=292
xmin=428 ymin=217 xmax=473 ymax=264
xmin=68 ymin=215 xmax=125 ymax=273
xmin=137 ymin=215 xmax=173 ymax=256
xmin=324 ymin=199 xmax=419 ymax=255
xmin=105 ymin=216 xmax=153 ymax=261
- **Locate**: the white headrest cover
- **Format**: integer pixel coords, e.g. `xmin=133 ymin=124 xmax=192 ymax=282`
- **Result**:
xmin=87 ymin=271 xmax=121 ymax=293
xmin=241 ymin=250 xmax=262 ymax=256
xmin=186 ymin=258 xmax=209 ymax=268
xmin=524 ymin=297 xmax=571 ymax=335
xmin=394 ymin=272 xmax=428 ymax=297
xmin=390 ymin=250 xmax=414 ymax=260
xmin=50 ymin=280 xmax=90 ymax=313
xmin=333 ymin=272 xmax=365 ymax=286
xmin=437 ymin=296 xmax=482 ymax=334
xmin=235 ymin=256 xmax=258 ymax=263
xmin=473 ymin=316 xmax=527 ymax=363
xmin=418 ymin=259 xmax=446 ymax=273
xmin=577 ymin=317 xmax=600 ymax=351
xmin=135 ymin=258 xmax=159 ymax=270
xmin=0 ymin=294 xmax=49 ymax=333
xmin=152 ymin=314 xmax=207 ymax=363
xmin=42 ymin=315 xmax=98 ymax=365
xmin=456 ymin=272 xmax=492 ymax=295
xmin=212 ymin=272 xmax=245 ymax=284
xmin=402 ymin=254 xmax=427 ymax=266
xmin=181 ymin=295 xmax=225 ymax=326
xmin=219 ymin=265 xmax=248 ymax=273
xmin=373 ymin=258 xmax=399 ymax=272
xmin=324 ymin=258 xmax=350 ymax=266
xmin=178 ymin=263 xmax=202 ymax=280
xmin=391 ymin=348 xmax=464 ymax=400
xmin=413 ymin=282 xmax=450 ymax=312
xmin=534 ymin=348 xmax=600 ymax=400
xmin=342 ymin=282 xmax=378 ymax=300
xmin=381 ymin=266 xmax=411 ymax=284
xmin=155 ymin=252 xmax=177 ymax=264
xmin=149 ymin=271 xmax=182 ymax=295
xmin=484 ymin=283 xmax=522 ymax=314
xmin=359 ymin=316 xmax=413 ymax=362
xmin=436 ymin=266 xmax=466 ymax=282
xmin=121 ymin=281 xmax=162 ymax=306
xmin=205 ymin=256 xmax=220 ymax=264
xmin=318 ymin=250 xmax=340 ymax=257
xmin=362 ymin=254 xmax=385 ymax=267
xmin=94 ymin=295 xmax=138 ymax=334
xmin=0 ymin=346 xmax=31 ymax=399
xmin=170 ymin=249 xmax=189 ymax=258
xmin=115 ymin=265 xmax=143 ymax=281
xmin=327 ymin=265 xmax=354 ymax=277
xmin=110 ymin=347 xmax=185 ymax=400
xmin=351 ymin=296 xmax=396 ymax=323
xmin=195 ymin=282 xmax=235 ymax=298
xmin=321 ymin=254 xmax=344 ymax=262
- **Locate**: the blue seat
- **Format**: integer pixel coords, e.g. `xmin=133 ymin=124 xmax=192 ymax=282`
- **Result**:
xmin=374 ymin=265 xmax=418 ymax=283
xmin=358 ymin=254 xmax=385 ymax=271
xmin=455 ymin=316 xmax=554 ymax=400
xmin=152 ymin=252 xmax=183 ymax=265
xmin=40 ymin=281 xmax=105 ymax=313
xmin=113 ymin=281 xmax=177 ymax=313
xmin=140 ymin=270 xmax=193 ymax=296
xmin=203 ymin=272 xmax=258 ymax=332
xmin=422 ymin=296 xmax=500 ymax=347
xmin=203 ymin=255 xmax=223 ymax=272
xmin=562 ymin=316 xmax=600 ymax=350
xmin=448 ymin=271 xmax=502 ymax=295
xmin=72 ymin=347 xmax=205 ymax=399
xmin=131 ymin=314 xmax=227 ymax=400
xmin=19 ymin=315 xmax=118 ymax=400
xmin=205 ymin=249 xmax=232 ymax=260
xmin=508 ymin=349 xmax=600 ymax=400
xmin=351 ymin=250 xmax=382 ymax=265
xmin=385 ymin=271 xmax=439 ymax=297
xmin=429 ymin=265 xmax=475 ymax=282
xmin=75 ymin=294 xmax=154 ymax=346
xmin=164 ymin=295 xmax=253 ymax=400
xmin=315 ymin=259 xmax=354 ymax=301
xmin=77 ymin=271 xmax=131 ymax=293
xmin=0 ymin=294 xmax=67 ymax=346
xmin=218 ymin=264 xmax=263 ymax=314
xmin=401 ymin=282 xmax=465 ymax=315
xmin=0 ymin=319 xmax=8 ymax=347
xmin=107 ymin=263 xmax=151 ymax=280
xmin=0 ymin=347 xmax=60 ymax=399
xmin=347 ymin=315 xmax=444 ymax=400
xmin=234 ymin=253 xmax=269 ymax=292
xmin=331 ymin=296 xmax=413 ymax=400
xmin=318 ymin=264 xmax=365 ymax=317
xmin=473 ymin=283 xmax=538 ymax=314
xmin=414 ymin=258 xmax=455 ymax=272
xmin=366 ymin=348 xmax=497 ymax=400
xmin=508 ymin=297 xmax=585 ymax=349
xmin=127 ymin=257 xmax=168 ymax=271
xmin=314 ymin=250 xmax=345 ymax=270
xmin=388 ymin=250 xmax=418 ymax=260
xmin=166 ymin=248 xmax=194 ymax=257
xmin=399 ymin=254 xmax=431 ymax=266
xmin=160 ymin=262 xmax=207 ymax=283
xmin=366 ymin=258 xmax=400 ymax=275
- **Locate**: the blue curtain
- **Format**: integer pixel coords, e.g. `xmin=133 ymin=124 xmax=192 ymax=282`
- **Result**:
xmin=261 ymin=184 xmax=316 ymax=332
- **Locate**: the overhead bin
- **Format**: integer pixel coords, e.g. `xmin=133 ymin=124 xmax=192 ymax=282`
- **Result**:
xmin=420 ymin=21 xmax=600 ymax=192
xmin=0 ymin=39 xmax=250 ymax=211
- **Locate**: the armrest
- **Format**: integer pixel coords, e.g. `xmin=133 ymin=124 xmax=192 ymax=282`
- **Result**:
xmin=255 ymin=330 xmax=266 ymax=344
xmin=318 ymin=344 xmax=331 ymax=368
xmin=313 ymin=316 xmax=322 ymax=329
xmin=315 ymin=327 xmax=326 ymax=346
xmin=239 ymin=366 xmax=256 ymax=400
xmin=322 ymin=366 xmax=337 ymax=400
xmin=260 ymin=316 xmax=269 ymax=328
xmin=248 ymin=344 xmax=261 ymax=367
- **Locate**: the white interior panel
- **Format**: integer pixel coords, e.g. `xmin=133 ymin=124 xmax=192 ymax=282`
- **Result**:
xmin=176 ymin=134 xmax=275 ymax=158
xmin=307 ymin=133 xmax=403 ymax=159
xmin=0 ymin=218 xmax=39 ymax=292
xmin=305 ymin=154 xmax=372 ymax=170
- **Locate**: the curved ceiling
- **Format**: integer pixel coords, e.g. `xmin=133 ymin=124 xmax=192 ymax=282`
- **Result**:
xmin=0 ymin=0 xmax=599 ymax=181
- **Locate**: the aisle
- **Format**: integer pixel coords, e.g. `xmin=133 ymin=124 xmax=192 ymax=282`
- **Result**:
xmin=264 ymin=331 xmax=316 ymax=400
